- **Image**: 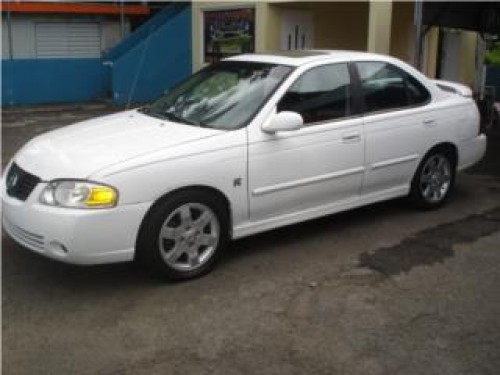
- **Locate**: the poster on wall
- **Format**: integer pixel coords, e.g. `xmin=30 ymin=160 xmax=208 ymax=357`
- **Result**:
xmin=204 ymin=8 xmax=255 ymax=63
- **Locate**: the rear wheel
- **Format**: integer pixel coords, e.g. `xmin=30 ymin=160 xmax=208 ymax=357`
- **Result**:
xmin=409 ymin=151 xmax=455 ymax=209
xmin=136 ymin=190 xmax=229 ymax=280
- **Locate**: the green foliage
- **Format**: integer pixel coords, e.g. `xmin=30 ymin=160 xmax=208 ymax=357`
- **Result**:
xmin=485 ymin=42 xmax=500 ymax=66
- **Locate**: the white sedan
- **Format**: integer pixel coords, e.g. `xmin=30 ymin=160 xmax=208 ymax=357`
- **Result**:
xmin=2 ymin=51 xmax=486 ymax=280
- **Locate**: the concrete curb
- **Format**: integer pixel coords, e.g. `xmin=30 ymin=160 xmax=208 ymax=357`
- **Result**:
xmin=2 ymin=102 xmax=124 ymax=116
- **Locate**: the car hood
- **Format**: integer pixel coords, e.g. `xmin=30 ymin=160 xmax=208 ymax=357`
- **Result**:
xmin=14 ymin=110 xmax=224 ymax=180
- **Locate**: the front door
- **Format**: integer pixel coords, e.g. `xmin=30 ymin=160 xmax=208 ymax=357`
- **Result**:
xmin=248 ymin=63 xmax=365 ymax=222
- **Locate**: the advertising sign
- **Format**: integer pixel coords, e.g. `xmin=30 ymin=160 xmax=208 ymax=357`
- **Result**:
xmin=204 ymin=8 xmax=255 ymax=63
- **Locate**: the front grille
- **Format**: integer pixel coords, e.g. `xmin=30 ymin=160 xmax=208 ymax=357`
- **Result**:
xmin=6 ymin=163 xmax=41 ymax=201
xmin=3 ymin=218 xmax=45 ymax=252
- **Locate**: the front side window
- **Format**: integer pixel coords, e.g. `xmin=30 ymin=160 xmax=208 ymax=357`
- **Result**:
xmin=145 ymin=61 xmax=292 ymax=130
xmin=277 ymin=63 xmax=352 ymax=124
xmin=356 ymin=61 xmax=430 ymax=113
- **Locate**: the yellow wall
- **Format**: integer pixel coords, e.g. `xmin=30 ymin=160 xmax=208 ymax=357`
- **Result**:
xmin=270 ymin=2 xmax=369 ymax=51
xmin=192 ymin=1 xmax=478 ymax=85
xmin=256 ymin=2 xmax=280 ymax=51
xmin=314 ymin=2 xmax=369 ymax=50
xmin=424 ymin=27 xmax=439 ymax=78
xmin=458 ymin=31 xmax=478 ymax=87
xmin=389 ymin=2 xmax=441 ymax=79
xmin=390 ymin=1 xmax=415 ymax=64
xmin=367 ymin=0 xmax=392 ymax=54
xmin=423 ymin=28 xmax=477 ymax=85
xmin=191 ymin=1 xmax=369 ymax=71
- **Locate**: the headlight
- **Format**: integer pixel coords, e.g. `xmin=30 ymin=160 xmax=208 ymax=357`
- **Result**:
xmin=40 ymin=180 xmax=118 ymax=209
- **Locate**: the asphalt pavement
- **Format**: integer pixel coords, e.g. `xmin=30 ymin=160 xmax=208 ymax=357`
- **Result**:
xmin=2 ymin=103 xmax=500 ymax=375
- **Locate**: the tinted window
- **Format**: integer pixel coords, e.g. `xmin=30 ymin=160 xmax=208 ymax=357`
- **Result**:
xmin=356 ymin=62 xmax=430 ymax=113
xmin=277 ymin=63 xmax=352 ymax=124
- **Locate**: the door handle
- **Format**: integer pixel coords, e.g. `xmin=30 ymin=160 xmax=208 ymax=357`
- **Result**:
xmin=423 ymin=119 xmax=436 ymax=126
xmin=342 ymin=132 xmax=361 ymax=143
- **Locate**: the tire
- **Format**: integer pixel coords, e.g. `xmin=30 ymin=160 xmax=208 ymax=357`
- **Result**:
xmin=409 ymin=149 xmax=456 ymax=209
xmin=136 ymin=189 xmax=229 ymax=281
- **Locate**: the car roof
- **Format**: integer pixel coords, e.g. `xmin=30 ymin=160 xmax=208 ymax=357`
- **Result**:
xmin=225 ymin=50 xmax=392 ymax=67
xmin=225 ymin=50 xmax=442 ymax=99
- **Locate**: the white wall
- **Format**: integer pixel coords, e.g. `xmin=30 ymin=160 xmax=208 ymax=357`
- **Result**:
xmin=101 ymin=21 xmax=126 ymax=54
xmin=2 ymin=18 xmax=11 ymax=58
xmin=2 ymin=16 xmax=35 ymax=59
xmin=1 ymin=13 xmax=130 ymax=59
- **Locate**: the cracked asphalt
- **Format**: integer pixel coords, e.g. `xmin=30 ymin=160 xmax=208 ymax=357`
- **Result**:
xmin=2 ymin=104 xmax=500 ymax=375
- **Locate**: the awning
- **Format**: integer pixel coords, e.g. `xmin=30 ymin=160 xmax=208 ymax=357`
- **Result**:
xmin=423 ymin=1 xmax=500 ymax=36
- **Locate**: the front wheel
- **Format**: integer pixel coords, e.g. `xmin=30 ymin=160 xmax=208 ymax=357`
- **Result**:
xmin=409 ymin=151 xmax=455 ymax=209
xmin=136 ymin=190 xmax=229 ymax=280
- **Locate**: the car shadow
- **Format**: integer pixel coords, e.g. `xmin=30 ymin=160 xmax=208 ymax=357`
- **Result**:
xmin=223 ymin=197 xmax=409 ymax=265
xmin=1 ymin=182 xmax=474 ymax=292
xmin=2 ymin=198 xmax=404 ymax=290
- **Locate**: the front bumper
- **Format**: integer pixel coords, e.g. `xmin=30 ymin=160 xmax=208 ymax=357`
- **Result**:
xmin=2 ymin=182 xmax=151 ymax=265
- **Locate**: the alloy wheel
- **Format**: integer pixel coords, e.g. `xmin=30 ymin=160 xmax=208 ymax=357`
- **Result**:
xmin=419 ymin=154 xmax=452 ymax=203
xmin=158 ymin=203 xmax=220 ymax=271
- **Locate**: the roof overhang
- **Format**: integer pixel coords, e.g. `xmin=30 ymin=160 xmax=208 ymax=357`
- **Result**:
xmin=423 ymin=1 xmax=500 ymax=36
xmin=1 ymin=2 xmax=150 ymax=17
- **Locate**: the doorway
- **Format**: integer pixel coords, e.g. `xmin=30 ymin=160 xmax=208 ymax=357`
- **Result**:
xmin=280 ymin=10 xmax=314 ymax=51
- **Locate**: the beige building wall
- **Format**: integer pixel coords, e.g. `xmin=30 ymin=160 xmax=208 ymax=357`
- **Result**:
xmin=191 ymin=1 xmax=478 ymax=86
xmin=424 ymin=28 xmax=477 ymax=86
xmin=191 ymin=1 xmax=369 ymax=71
xmin=314 ymin=1 xmax=368 ymax=50
xmin=192 ymin=1 xmax=281 ymax=71
xmin=458 ymin=31 xmax=478 ymax=87
xmin=367 ymin=0 xmax=392 ymax=54
xmin=269 ymin=2 xmax=369 ymax=50
xmin=424 ymin=27 xmax=439 ymax=78
xmin=388 ymin=0 xmax=444 ymax=79
xmin=257 ymin=2 xmax=280 ymax=51
xmin=390 ymin=1 xmax=415 ymax=65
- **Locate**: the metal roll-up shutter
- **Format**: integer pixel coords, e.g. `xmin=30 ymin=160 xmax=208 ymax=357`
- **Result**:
xmin=35 ymin=22 xmax=102 ymax=58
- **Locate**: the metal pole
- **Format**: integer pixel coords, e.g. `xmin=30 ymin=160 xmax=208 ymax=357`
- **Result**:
xmin=7 ymin=0 xmax=14 ymax=60
xmin=414 ymin=0 xmax=424 ymax=70
xmin=120 ymin=0 xmax=125 ymax=39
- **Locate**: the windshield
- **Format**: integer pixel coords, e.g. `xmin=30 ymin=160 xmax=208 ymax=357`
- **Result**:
xmin=145 ymin=61 xmax=293 ymax=130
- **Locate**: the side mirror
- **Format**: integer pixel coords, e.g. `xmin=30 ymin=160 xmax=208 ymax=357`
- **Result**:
xmin=262 ymin=111 xmax=304 ymax=133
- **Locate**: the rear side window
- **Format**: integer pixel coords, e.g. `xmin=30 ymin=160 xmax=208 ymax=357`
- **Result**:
xmin=277 ymin=63 xmax=352 ymax=124
xmin=356 ymin=62 xmax=430 ymax=113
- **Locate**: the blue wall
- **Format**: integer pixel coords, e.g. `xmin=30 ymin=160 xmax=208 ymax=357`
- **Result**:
xmin=1 ymin=3 xmax=192 ymax=106
xmin=105 ymin=4 xmax=184 ymax=62
xmin=2 ymin=59 xmax=108 ymax=106
xmin=110 ymin=4 xmax=192 ymax=105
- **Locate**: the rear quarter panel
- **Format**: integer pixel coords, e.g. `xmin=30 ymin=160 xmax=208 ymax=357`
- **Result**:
xmin=418 ymin=93 xmax=483 ymax=173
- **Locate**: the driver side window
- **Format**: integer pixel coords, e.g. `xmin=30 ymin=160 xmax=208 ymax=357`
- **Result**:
xmin=277 ymin=63 xmax=352 ymax=125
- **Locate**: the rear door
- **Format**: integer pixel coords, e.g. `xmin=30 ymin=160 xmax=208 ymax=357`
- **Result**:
xmin=354 ymin=61 xmax=434 ymax=196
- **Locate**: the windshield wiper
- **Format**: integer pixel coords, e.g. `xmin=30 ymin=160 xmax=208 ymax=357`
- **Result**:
xmin=164 ymin=112 xmax=208 ymax=128
xmin=137 ymin=106 xmax=170 ymax=120
xmin=139 ymin=107 xmax=209 ymax=128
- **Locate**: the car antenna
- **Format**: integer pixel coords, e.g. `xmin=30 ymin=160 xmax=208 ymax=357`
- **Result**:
xmin=126 ymin=25 xmax=155 ymax=110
